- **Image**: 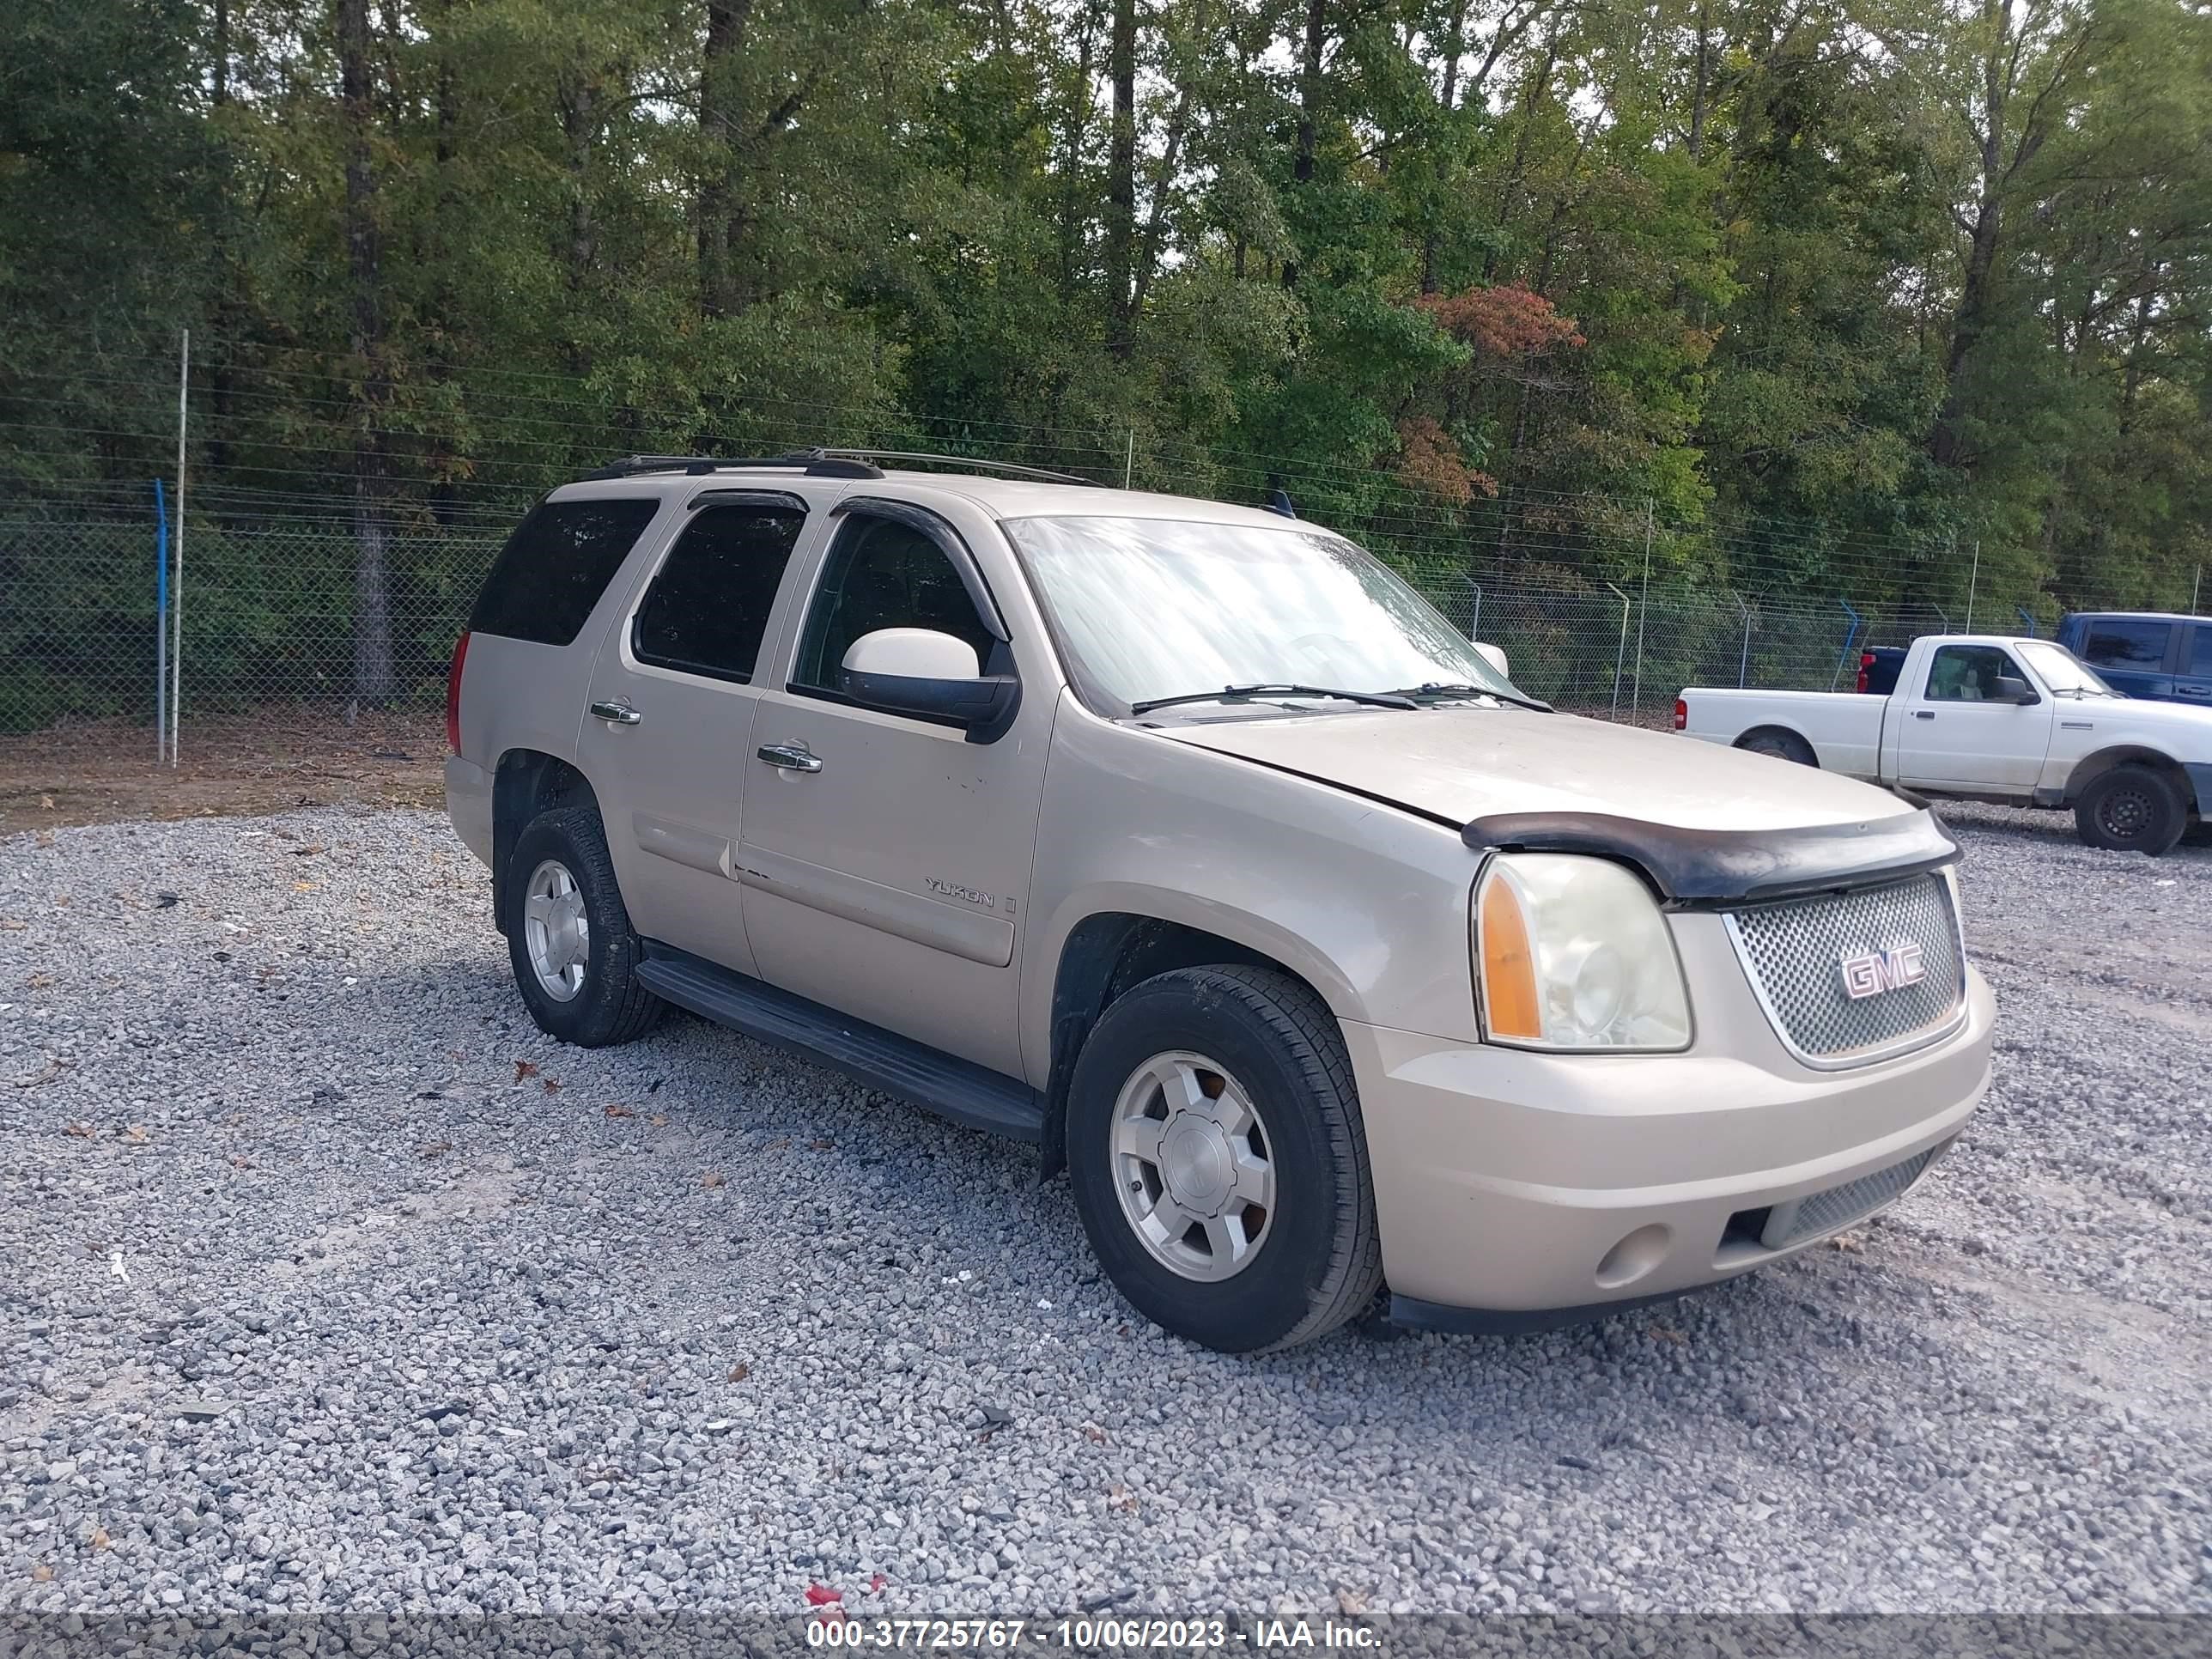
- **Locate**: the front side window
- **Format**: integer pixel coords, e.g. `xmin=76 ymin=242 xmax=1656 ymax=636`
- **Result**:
xmin=2081 ymin=619 xmax=2171 ymax=670
xmin=1924 ymin=645 xmax=2021 ymax=702
xmin=1001 ymin=515 xmax=1516 ymax=711
xmin=632 ymin=504 xmax=806 ymax=683
xmin=792 ymin=518 xmax=997 ymax=692
xmin=470 ymin=497 xmax=660 ymax=646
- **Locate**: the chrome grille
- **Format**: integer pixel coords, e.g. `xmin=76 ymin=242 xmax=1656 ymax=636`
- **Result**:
xmin=1762 ymin=1146 xmax=1940 ymax=1249
xmin=1724 ymin=873 xmax=1965 ymax=1068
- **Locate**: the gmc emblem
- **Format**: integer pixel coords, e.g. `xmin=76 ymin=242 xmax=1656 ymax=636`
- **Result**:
xmin=1840 ymin=942 xmax=1926 ymax=1000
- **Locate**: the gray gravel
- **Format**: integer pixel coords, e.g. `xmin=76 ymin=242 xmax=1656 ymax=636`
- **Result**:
xmin=2 ymin=802 xmax=2208 ymax=1617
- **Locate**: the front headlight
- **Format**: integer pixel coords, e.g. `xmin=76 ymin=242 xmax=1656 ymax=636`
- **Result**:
xmin=1473 ymin=854 xmax=1692 ymax=1051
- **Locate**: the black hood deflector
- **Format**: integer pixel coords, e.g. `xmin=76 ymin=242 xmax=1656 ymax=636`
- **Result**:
xmin=1462 ymin=807 xmax=1959 ymax=907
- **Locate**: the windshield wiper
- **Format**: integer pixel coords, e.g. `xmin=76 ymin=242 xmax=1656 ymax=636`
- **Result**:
xmin=1128 ymin=683 xmax=1419 ymax=715
xmin=1390 ymin=681 xmax=1555 ymax=714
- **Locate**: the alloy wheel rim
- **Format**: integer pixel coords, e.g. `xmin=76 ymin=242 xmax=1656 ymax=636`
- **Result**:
xmin=523 ymin=859 xmax=590 ymax=1001
xmin=1109 ymin=1050 xmax=1276 ymax=1282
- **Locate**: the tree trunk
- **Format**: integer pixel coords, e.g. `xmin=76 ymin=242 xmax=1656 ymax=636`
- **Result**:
xmin=1055 ymin=9 xmax=1097 ymax=308
xmin=337 ymin=0 xmax=393 ymax=702
xmin=1104 ymin=0 xmax=1137 ymax=357
xmin=1280 ymin=0 xmax=1326 ymax=289
xmin=1929 ymin=0 xmax=2015 ymax=470
xmin=1127 ymin=87 xmax=1188 ymax=331
xmin=698 ymin=0 xmax=750 ymax=319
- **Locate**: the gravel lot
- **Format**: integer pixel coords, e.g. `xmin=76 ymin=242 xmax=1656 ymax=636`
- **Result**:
xmin=3 ymin=801 xmax=2208 ymax=1617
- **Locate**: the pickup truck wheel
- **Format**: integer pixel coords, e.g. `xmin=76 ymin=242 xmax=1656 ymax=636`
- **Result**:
xmin=505 ymin=805 xmax=665 ymax=1046
xmin=2074 ymin=766 xmax=2186 ymax=855
xmin=1738 ymin=728 xmax=1815 ymax=766
xmin=1066 ymin=966 xmax=1383 ymax=1353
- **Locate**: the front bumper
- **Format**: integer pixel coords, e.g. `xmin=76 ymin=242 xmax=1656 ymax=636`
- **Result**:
xmin=1342 ymin=947 xmax=1995 ymax=1325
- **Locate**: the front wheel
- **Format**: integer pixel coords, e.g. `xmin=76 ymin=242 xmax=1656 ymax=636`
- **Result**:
xmin=1066 ymin=966 xmax=1382 ymax=1352
xmin=2074 ymin=766 xmax=2186 ymax=855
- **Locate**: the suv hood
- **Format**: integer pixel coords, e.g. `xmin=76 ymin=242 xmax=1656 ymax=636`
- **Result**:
xmin=1152 ymin=706 xmax=1917 ymax=833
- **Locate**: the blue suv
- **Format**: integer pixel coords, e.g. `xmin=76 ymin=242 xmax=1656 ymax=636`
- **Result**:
xmin=2055 ymin=611 xmax=2212 ymax=708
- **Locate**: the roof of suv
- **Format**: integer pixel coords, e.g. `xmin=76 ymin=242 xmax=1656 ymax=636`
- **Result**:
xmin=550 ymin=465 xmax=1313 ymax=533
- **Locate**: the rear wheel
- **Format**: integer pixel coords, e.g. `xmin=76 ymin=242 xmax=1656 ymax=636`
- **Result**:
xmin=2074 ymin=766 xmax=2186 ymax=855
xmin=504 ymin=805 xmax=665 ymax=1045
xmin=1066 ymin=966 xmax=1382 ymax=1353
xmin=1737 ymin=728 xmax=1816 ymax=766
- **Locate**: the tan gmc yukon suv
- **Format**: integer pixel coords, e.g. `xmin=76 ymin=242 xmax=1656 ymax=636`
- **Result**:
xmin=444 ymin=451 xmax=1996 ymax=1352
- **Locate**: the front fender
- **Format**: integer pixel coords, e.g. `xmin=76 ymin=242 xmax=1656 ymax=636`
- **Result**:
xmin=1020 ymin=702 xmax=1482 ymax=1086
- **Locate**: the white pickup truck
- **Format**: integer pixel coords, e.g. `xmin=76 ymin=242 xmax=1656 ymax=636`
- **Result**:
xmin=1676 ymin=634 xmax=2212 ymax=855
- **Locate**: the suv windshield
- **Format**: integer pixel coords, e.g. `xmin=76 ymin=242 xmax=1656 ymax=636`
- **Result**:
xmin=2018 ymin=641 xmax=2118 ymax=697
xmin=1004 ymin=515 xmax=1516 ymax=712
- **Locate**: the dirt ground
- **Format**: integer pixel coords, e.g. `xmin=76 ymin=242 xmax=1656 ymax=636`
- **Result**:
xmin=0 ymin=708 xmax=446 ymax=836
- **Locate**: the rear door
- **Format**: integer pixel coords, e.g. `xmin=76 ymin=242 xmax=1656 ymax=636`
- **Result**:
xmin=2174 ymin=622 xmax=2212 ymax=710
xmin=2075 ymin=617 xmax=2177 ymax=699
xmin=574 ymin=491 xmax=823 ymax=975
xmin=1891 ymin=642 xmax=2052 ymax=793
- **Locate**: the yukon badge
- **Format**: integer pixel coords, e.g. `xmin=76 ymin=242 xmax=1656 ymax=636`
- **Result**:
xmin=1839 ymin=942 xmax=1926 ymax=1000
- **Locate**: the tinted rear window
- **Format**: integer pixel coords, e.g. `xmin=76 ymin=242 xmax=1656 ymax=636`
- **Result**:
xmin=2192 ymin=627 xmax=2212 ymax=678
xmin=2080 ymin=619 xmax=2171 ymax=671
xmin=469 ymin=498 xmax=660 ymax=646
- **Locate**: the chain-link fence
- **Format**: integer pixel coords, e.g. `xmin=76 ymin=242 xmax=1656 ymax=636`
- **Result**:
xmin=0 ymin=482 xmax=2117 ymax=748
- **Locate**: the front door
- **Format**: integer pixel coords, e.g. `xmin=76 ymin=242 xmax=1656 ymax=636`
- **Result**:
xmin=1893 ymin=642 xmax=2051 ymax=793
xmin=575 ymin=495 xmax=817 ymax=975
xmin=736 ymin=508 xmax=1052 ymax=1078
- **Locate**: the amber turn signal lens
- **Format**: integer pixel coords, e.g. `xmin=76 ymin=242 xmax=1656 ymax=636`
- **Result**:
xmin=1478 ymin=871 xmax=1542 ymax=1041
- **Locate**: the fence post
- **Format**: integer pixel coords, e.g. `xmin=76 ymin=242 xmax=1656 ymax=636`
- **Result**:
xmin=154 ymin=480 xmax=169 ymax=757
xmin=1965 ymin=540 xmax=1980 ymax=633
xmin=1606 ymin=583 xmax=1632 ymax=720
xmin=2193 ymin=564 xmax=2202 ymax=612
xmin=1830 ymin=599 xmax=1863 ymax=690
xmin=1631 ymin=497 xmax=1653 ymax=717
xmin=1466 ymin=581 xmax=1482 ymax=644
xmin=172 ymin=327 xmax=189 ymax=767
xmin=1733 ymin=590 xmax=1752 ymax=687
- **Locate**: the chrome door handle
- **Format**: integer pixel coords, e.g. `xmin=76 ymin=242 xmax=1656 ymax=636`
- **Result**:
xmin=757 ymin=742 xmax=823 ymax=774
xmin=589 ymin=699 xmax=642 ymax=726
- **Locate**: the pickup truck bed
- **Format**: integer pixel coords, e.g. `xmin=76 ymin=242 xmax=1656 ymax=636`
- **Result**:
xmin=1677 ymin=634 xmax=2212 ymax=855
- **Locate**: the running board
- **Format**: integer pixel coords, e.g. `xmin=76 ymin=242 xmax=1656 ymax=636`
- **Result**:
xmin=635 ymin=945 xmax=1045 ymax=1142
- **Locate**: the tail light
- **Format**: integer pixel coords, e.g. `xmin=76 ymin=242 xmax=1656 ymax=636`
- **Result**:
xmin=1671 ymin=697 xmax=1686 ymax=731
xmin=447 ymin=629 xmax=471 ymax=755
xmin=1855 ymin=652 xmax=1875 ymax=695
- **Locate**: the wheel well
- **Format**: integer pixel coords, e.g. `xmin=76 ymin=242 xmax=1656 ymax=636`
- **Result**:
xmin=1037 ymin=915 xmax=1312 ymax=1180
xmin=1735 ymin=725 xmax=1814 ymax=763
xmin=2066 ymin=747 xmax=2194 ymax=811
xmin=491 ymin=750 xmax=598 ymax=933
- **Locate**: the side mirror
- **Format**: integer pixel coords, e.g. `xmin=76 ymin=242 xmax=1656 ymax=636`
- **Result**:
xmin=838 ymin=628 xmax=1020 ymax=743
xmin=1473 ymin=641 xmax=1510 ymax=680
xmin=1991 ymin=676 xmax=2039 ymax=705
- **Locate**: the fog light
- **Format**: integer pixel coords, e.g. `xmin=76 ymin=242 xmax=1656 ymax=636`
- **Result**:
xmin=1594 ymin=1223 xmax=1672 ymax=1289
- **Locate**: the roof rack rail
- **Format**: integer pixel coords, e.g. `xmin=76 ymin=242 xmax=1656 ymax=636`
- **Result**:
xmin=581 ymin=447 xmax=1093 ymax=486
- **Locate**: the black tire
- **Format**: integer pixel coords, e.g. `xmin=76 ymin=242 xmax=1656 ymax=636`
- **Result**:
xmin=504 ymin=805 xmax=665 ymax=1046
xmin=2073 ymin=766 xmax=2187 ymax=855
xmin=1737 ymin=727 xmax=1816 ymax=766
xmin=1066 ymin=966 xmax=1383 ymax=1353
